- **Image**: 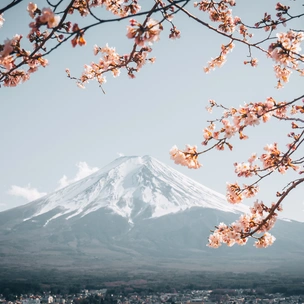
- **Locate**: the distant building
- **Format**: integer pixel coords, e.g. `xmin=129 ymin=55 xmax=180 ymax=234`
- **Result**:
xmin=89 ymin=290 xmax=107 ymax=296
xmin=22 ymin=299 xmax=40 ymax=304
xmin=41 ymin=296 xmax=53 ymax=304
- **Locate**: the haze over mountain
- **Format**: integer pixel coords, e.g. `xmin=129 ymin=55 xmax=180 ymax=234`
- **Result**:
xmin=0 ymin=155 xmax=304 ymax=277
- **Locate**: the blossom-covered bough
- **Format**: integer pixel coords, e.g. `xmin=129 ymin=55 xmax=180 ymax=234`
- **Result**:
xmin=170 ymin=93 xmax=304 ymax=248
xmin=1 ymin=0 xmax=303 ymax=248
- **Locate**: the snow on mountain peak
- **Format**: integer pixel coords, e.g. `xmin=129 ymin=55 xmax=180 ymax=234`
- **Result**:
xmin=23 ymin=155 xmax=248 ymax=226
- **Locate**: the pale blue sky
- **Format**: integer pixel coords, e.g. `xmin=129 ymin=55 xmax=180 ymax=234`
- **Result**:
xmin=0 ymin=0 xmax=303 ymax=221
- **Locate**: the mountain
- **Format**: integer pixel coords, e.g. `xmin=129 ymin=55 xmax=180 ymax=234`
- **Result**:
xmin=0 ymin=155 xmax=304 ymax=278
xmin=4 ymin=155 xmax=248 ymax=226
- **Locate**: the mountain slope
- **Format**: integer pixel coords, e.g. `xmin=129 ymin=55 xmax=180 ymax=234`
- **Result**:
xmin=2 ymin=155 xmax=247 ymax=228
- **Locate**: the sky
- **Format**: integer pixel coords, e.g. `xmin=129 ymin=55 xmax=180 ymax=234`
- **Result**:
xmin=0 ymin=0 xmax=303 ymax=221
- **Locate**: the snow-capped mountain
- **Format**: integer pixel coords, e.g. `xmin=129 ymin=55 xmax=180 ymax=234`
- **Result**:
xmin=0 ymin=155 xmax=304 ymax=276
xmin=20 ymin=155 xmax=248 ymax=226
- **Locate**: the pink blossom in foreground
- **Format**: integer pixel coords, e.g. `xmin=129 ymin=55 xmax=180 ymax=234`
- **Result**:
xmin=194 ymin=0 xmax=237 ymax=33
xmin=27 ymin=2 xmax=37 ymax=18
xmin=207 ymin=232 xmax=222 ymax=248
xmin=267 ymin=30 xmax=304 ymax=86
xmin=203 ymin=128 xmax=212 ymax=140
xmin=243 ymin=184 xmax=259 ymax=198
xmin=0 ymin=14 xmax=4 ymax=28
xmin=3 ymin=70 xmax=30 ymax=87
xmin=204 ymin=42 xmax=234 ymax=73
xmin=208 ymin=201 xmax=280 ymax=248
xmin=244 ymin=58 xmax=258 ymax=67
xmin=40 ymin=8 xmax=60 ymax=28
xmin=169 ymin=145 xmax=201 ymax=169
xmin=260 ymin=143 xmax=281 ymax=170
xmin=274 ymin=65 xmax=292 ymax=84
xmin=226 ymin=182 xmax=243 ymax=204
xmin=127 ymin=18 xmax=162 ymax=46
xmin=222 ymin=119 xmax=237 ymax=138
xmin=254 ymin=233 xmax=276 ymax=248
xmin=250 ymin=200 xmax=265 ymax=216
xmin=93 ymin=45 xmax=99 ymax=56
xmin=90 ymin=0 xmax=141 ymax=17
xmin=0 ymin=35 xmax=21 ymax=59
xmin=234 ymin=162 xmax=253 ymax=177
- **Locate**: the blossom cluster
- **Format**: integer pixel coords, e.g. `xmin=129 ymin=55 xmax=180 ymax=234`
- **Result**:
xmin=126 ymin=18 xmax=162 ymax=46
xmin=0 ymin=2 xmax=62 ymax=87
xmin=0 ymin=33 xmax=48 ymax=87
xmin=234 ymin=153 xmax=257 ymax=178
xmin=73 ymin=40 xmax=156 ymax=87
xmin=2 ymin=0 xmax=303 ymax=91
xmin=71 ymin=13 xmax=164 ymax=87
xmin=72 ymin=44 xmax=121 ymax=87
xmin=200 ymin=97 xmax=278 ymax=149
xmin=0 ymin=14 xmax=4 ymax=28
xmin=194 ymin=0 xmax=237 ymax=34
xmin=171 ymin=90 xmax=303 ymax=247
xmin=268 ymin=31 xmax=304 ymax=88
xmin=28 ymin=4 xmax=60 ymax=28
xmin=204 ymin=42 xmax=235 ymax=73
xmin=169 ymin=145 xmax=201 ymax=169
xmin=192 ymin=1 xmax=303 ymax=87
xmin=64 ymin=0 xmax=141 ymax=17
xmin=71 ymin=23 xmax=86 ymax=47
xmin=0 ymin=0 xmax=146 ymax=88
xmin=255 ymin=3 xmax=291 ymax=31
xmin=89 ymin=0 xmax=141 ymax=17
xmin=260 ymin=143 xmax=299 ymax=173
xmin=173 ymin=96 xmax=303 ymax=172
xmin=207 ymin=199 xmax=279 ymax=248
xmin=233 ymin=140 xmax=300 ymax=181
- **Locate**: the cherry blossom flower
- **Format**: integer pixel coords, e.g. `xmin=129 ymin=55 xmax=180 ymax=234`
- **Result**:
xmin=254 ymin=233 xmax=276 ymax=248
xmin=207 ymin=232 xmax=222 ymax=248
xmin=0 ymin=14 xmax=4 ymax=28
xmin=27 ymin=2 xmax=37 ymax=18
xmin=170 ymin=145 xmax=201 ymax=169
xmin=226 ymin=182 xmax=243 ymax=204
xmin=127 ymin=18 xmax=162 ymax=46
xmin=40 ymin=7 xmax=60 ymax=28
xmin=203 ymin=128 xmax=212 ymax=140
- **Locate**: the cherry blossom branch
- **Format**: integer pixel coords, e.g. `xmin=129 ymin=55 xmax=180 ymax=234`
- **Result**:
xmin=65 ymin=1 xmax=165 ymax=88
xmin=207 ymin=176 xmax=304 ymax=248
xmin=168 ymin=0 xmax=270 ymax=56
xmin=46 ymin=0 xmax=65 ymax=12
xmin=83 ymin=0 xmax=189 ymax=24
xmin=0 ymin=0 xmax=23 ymax=14
xmin=244 ymin=12 xmax=304 ymax=30
xmin=246 ymin=177 xmax=304 ymax=238
xmin=0 ymin=0 xmax=75 ymax=84
xmin=1 ymin=0 xmax=191 ymax=88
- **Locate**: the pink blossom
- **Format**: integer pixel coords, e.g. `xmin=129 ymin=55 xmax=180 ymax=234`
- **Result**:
xmin=234 ymin=162 xmax=254 ymax=177
xmin=27 ymin=2 xmax=37 ymax=18
xmin=77 ymin=82 xmax=85 ymax=89
xmin=207 ymin=233 xmax=222 ymax=248
xmin=40 ymin=7 xmax=60 ymax=28
xmin=93 ymin=45 xmax=99 ymax=56
xmin=254 ymin=233 xmax=276 ymax=248
xmin=170 ymin=145 xmax=201 ymax=169
xmin=0 ymin=14 xmax=4 ymax=28
xmin=203 ymin=128 xmax=212 ymax=140
xmin=127 ymin=18 xmax=162 ymax=46
xmin=226 ymin=182 xmax=243 ymax=204
xmin=248 ymin=153 xmax=257 ymax=163
xmin=0 ymin=35 xmax=21 ymax=58
xmin=243 ymin=185 xmax=259 ymax=198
